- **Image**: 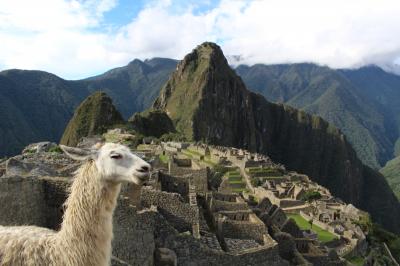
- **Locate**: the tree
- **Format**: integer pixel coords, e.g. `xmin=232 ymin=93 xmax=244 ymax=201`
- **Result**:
xmin=301 ymin=190 xmax=322 ymax=203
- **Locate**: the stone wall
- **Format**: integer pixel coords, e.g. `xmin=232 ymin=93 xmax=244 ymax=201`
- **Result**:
xmin=112 ymin=198 xmax=155 ymax=266
xmin=299 ymin=211 xmax=340 ymax=239
xmin=173 ymin=158 xmax=192 ymax=167
xmin=159 ymin=172 xmax=189 ymax=197
xmin=0 ymin=175 xmax=69 ymax=229
xmin=141 ymin=187 xmax=199 ymax=233
xmin=0 ymin=174 xmax=290 ymax=266
xmin=279 ymin=199 xmax=304 ymax=208
xmin=211 ymin=199 xmax=249 ymax=212
xmin=0 ymin=176 xmax=48 ymax=227
xmin=188 ymin=168 xmax=209 ymax=193
xmin=219 ymin=219 xmax=266 ymax=243
xmin=41 ymin=177 xmax=70 ymax=229
xmin=270 ymin=208 xmax=288 ymax=229
xmin=254 ymin=187 xmax=281 ymax=206
xmin=218 ymin=211 xmax=251 ymax=221
xmin=211 ymin=191 xmax=237 ymax=202
xmin=156 ymin=227 xmax=288 ymax=266
xmin=165 ymin=166 xmax=209 ymax=194
xmin=302 ymin=254 xmax=346 ymax=266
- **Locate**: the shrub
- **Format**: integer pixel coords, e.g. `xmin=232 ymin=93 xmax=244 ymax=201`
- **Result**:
xmin=48 ymin=145 xmax=63 ymax=153
xmin=300 ymin=190 xmax=322 ymax=202
xmin=160 ymin=132 xmax=187 ymax=142
xmin=251 ymin=178 xmax=263 ymax=187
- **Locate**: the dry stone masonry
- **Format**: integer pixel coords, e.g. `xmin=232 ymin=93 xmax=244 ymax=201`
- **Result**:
xmin=0 ymin=138 xmax=369 ymax=265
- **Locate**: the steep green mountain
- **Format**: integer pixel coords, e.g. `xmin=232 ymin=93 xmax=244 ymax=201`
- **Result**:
xmin=128 ymin=110 xmax=175 ymax=138
xmin=0 ymin=58 xmax=176 ymax=157
xmin=1 ymin=54 xmax=399 ymax=173
xmin=236 ymin=64 xmax=398 ymax=169
xmin=74 ymin=58 xmax=177 ymax=118
xmin=340 ymin=66 xmax=400 ymax=156
xmin=153 ymin=42 xmax=400 ymax=233
xmin=0 ymin=70 xmax=86 ymax=156
xmin=60 ymin=92 xmax=124 ymax=146
xmin=381 ymin=156 xmax=400 ymax=200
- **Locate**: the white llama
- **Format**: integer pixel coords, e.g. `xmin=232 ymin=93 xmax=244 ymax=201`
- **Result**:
xmin=0 ymin=143 xmax=151 ymax=266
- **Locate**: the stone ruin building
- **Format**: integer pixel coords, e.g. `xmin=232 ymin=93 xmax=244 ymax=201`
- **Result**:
xmin=0 ymin=138 xmax=363 ymax=265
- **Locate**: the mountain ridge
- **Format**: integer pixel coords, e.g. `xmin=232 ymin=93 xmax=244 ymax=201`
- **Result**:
xmin=0 ymin=58 xmax=176 ymax=157
xmin=381 ymin=155 xmax=400 ymax=200
xmin=152 ymin=42 xmax=400 ymax=233
xmin=60 ymin=91 xmax=124 ymax=146
xmin=1 ymin=54 xmax=400 ymax=172
xmin=236 ymin=63 xmax=398 ymax=169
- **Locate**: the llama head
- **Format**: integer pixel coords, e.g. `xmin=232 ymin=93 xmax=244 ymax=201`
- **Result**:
xmin=60 ymin=143 xmax=151 ymax=185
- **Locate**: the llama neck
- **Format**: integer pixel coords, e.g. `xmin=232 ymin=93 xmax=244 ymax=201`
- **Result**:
xmin=58 ymin=161 xmax=121 ymax=265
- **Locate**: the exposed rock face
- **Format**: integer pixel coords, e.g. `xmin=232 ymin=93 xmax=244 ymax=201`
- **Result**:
xmin=236 ymin=63 xmax=399 ymax=169
xmin=128 ymin=110 xmax=175 ymax=138
xmin=153 ymin=42 xmax=400 ymax=233
xmin=22 ymin=142 xmax=58 ymax=154
xmin=60 ymin=92 xmax=124 ymax=146
xmin=1 ymin=150 xmax=79 ymax=178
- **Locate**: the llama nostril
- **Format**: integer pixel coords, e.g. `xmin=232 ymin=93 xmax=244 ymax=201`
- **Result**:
xmin=140 ymin=165 xmax=150 ymax=172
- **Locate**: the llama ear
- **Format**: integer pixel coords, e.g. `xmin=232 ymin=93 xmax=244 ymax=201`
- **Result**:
xmin=60 ymin=145 xmax=98 ymax=161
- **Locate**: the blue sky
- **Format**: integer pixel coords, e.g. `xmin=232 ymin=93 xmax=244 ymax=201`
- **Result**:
xmin=1 ymin=0 xmax=400 ymax=79
xmin=102 ymin=0 xmax=146 ymax=28
xmin=100 ymin=0 xmax=222 ymax=31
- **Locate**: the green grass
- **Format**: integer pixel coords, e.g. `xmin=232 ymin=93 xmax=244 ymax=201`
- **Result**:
xmin=228 ymin=180 xmax=245 ymax=184
xmin=228 ymin=175 xmax=242 ymax=182
xmin=232 ymin=188 xmax=249 ymax=193
xmin=345 ymin=256 xmax=365 ymax=266
xmin=203 ymin=158 xmax=217 ymax=166
xmin=259 ymin=176 xmax=285 ymax=180
xmin=224 ymin=170 xmax=247 ymax=192
xmin=181 ymin=150 xmax=193 ymax=157
xmin=288 ymin=214 xmax=337 ymax=243
xmin=203 ymin=155 xmax=217 ymax=166
xmin=159 ymin=154 xmax=169 ymax=164
xmin=185 ymin=148 xmax=203 ymax=157
xmin=246 ymin=167 xmax=283 ymax=177
xmin=181 ymin=150 xmax=216 ymax=167
xmin=227 ymin=170 xmax=241 ymax=176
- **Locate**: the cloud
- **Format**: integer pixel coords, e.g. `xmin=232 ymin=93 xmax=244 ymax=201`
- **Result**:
xmin=114 ymin=0 xmax=400 ymax=70
xmin=1 ymin=0 xmax=400 ymax=78
xmin=216 ymin=0 xmax=400 ymax=69
xmin=0 ymin=0 xmax=119 ymax=79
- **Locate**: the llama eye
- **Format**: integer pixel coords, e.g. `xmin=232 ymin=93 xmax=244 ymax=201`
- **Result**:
xmin=110 ymin=154 xmax=122 ymax=159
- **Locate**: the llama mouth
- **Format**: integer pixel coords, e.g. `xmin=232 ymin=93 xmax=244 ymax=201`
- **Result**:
xmin=137 ymin=169 xmax=148 ymax=173
xmin=134 ymin=172 xmax=150 ymax=182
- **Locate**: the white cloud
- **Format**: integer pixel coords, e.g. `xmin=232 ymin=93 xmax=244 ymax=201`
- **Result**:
xmin=1 ymin=0 xmax=400 ymax=78
xmin=0 ymin=0 xmax=119 ymax=79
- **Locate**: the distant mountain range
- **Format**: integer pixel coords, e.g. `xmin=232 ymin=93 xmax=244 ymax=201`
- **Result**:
xmin=149 ymin=42 xmax=400 ymax=233
xmin=236 ymin=64 xmax=400 ymax=169
xmin=1 ymin=50 xmax=400 ymax=172
xmin=2 ymin=42 xmax=400 ymax=232
xmin=0 ymin=58 xmax=176 ymax=156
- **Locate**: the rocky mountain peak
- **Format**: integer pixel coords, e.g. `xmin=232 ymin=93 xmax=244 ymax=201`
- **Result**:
xmin=151 ymin=43 xmax=400 ymax=233
xmin=60 ymin=91 xmax=124 ymax=146
xmin=179 ymin=42 xmax=228 ymax=71
xmin=152 ymin=42 xmax=248 ymax=138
